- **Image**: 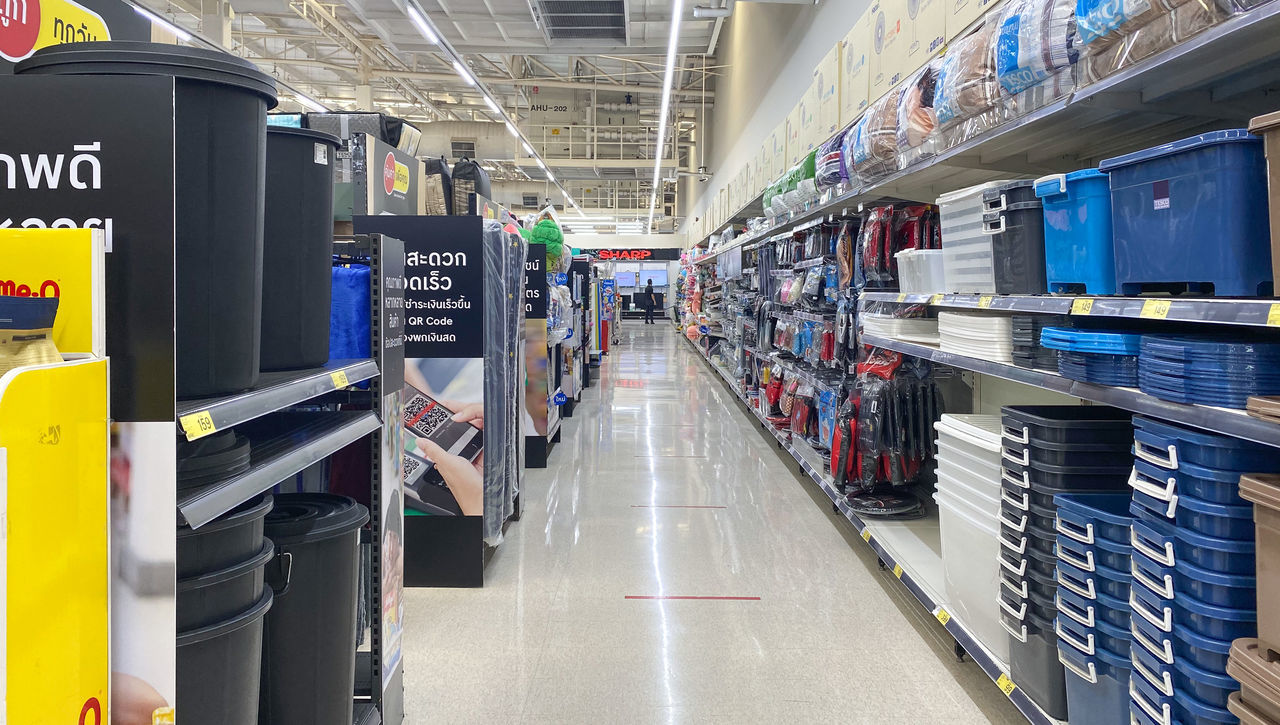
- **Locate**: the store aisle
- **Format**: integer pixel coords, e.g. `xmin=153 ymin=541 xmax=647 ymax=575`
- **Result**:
xmin=402 ymin=324 xmax=1022 ymax=724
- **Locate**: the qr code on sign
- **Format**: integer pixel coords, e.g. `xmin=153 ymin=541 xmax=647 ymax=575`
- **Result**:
xmin=403 ymin=454 xmax=421 ymax=477
xmin=404 ymin=395 xmax=451 ymax=435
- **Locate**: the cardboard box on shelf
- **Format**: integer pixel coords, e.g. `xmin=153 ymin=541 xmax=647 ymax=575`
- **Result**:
xmin=946 ymin=0 xmax=1006 ymax=41
xmin=816 ymin=44 xmax=841 ymax=138
xmin=901 ymin=0 xmax=947 ymax=74
xmin=800 ymin=79 xmax=821 ymax=155
xmin=840 ymin=10 xmax=872 ymax=126
xmin=770 ymin=121 xmax=786 ymax=177
xmin=868 ymin=0 xmax=906 ymax=102
xmin=786 ymin=104 xmax=803 ymax=166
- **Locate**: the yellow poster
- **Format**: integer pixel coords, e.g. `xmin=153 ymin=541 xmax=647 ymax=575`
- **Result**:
xmin=2 ymin=358 xmax=110 ymax=723
xmin=0 ymin=228 xmax=105 ymax=357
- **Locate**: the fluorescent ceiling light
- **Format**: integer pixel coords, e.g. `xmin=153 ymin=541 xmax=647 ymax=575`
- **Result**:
xmin=647 ymin=0 xmax=684 ymax=234
xmin=405 ymin=4 xmax=439 ymax=44
xmin=536 ymin=158 xmax=546 ymax=170
xmin=505 ymin=122 xmax=519 ymax=137
xmin=522 ymin=142 xmax=534 ymax=156
xmin=133 ymin=5 xmax=191 ymax=41
xmin=484 ymin=96 xmax=500 ymax=113
xmin=452 ymin=60 xmax=475 ymax=86
xmin=294 ymin=92 xmax=328 ymax=112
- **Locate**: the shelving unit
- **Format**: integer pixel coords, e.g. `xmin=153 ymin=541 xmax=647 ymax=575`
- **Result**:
xmin=693 ymin=2 xmax=1280 ymax=259
xmin=684 ymin=335 xmax=1059 ymax=725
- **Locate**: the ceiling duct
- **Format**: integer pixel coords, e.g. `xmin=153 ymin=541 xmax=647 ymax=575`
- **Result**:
xmin=532 ymin=0 xmax=627 ymax=41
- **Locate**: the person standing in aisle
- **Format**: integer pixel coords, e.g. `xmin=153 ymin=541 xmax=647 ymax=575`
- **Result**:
xmin=642 ymin=279 xmax=656 ymax=324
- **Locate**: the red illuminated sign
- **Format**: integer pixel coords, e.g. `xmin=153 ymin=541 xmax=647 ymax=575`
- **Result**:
xmin=593 ymin=248 xmax=681 ymax=261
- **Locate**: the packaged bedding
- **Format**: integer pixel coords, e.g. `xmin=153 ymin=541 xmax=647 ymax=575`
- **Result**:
xmin=935 ymin=23 xmax=1000 ymax=127
xmin=995 ymin=0 xmax=1079 ymax=95
xmin=849 ymin=88 xmax=902 ymax=180
xmin=816 ymin=127 xmax=850 ymax=190
xmin=897 ymin=62 xmax=941 ymax=166
xmin=1079 ymin=0 xmax=1226 ymax=81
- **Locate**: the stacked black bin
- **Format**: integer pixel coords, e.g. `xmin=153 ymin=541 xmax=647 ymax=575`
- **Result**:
xmin=997 ymin=406 xmax=1133 ymax=720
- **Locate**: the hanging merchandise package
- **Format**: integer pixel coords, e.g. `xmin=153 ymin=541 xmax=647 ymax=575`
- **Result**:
xmin=0 ymin=297 xmax=62 ymax=376
xmin=850 ymin=88 xmax=903 ymax=181
xmin=995 ymin=0 xmax=1080 ymax=96
xmin=935 ymin=23 xmax=1001 ymax=144
xmin=816 ymin=128 xmax=850 ymax=190
xmin=897 ymin=61 xmax=941 ymax=167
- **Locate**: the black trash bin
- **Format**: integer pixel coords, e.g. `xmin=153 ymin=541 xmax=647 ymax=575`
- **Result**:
xmin=16 ymin=42 xmax=278 ymax=398
xmin=261 ymin=493 xmax=369 ymax=725
xmin=262 ymin=126 xmax=340 ymax=370
xmin=177 ymin=589 xmax=273 ymax=725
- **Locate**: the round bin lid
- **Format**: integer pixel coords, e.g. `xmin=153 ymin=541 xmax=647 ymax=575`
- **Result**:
xmin=264 ymin=493 xmax=369 ymax=544
xmin=267 ymin=125 xmax=341 ymax=147
xmin=16 ymin=41 xmax=278 ymax=107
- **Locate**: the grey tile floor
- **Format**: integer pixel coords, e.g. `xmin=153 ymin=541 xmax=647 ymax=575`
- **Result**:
xmin=402 ymin=323 xmax=1024 ymax=724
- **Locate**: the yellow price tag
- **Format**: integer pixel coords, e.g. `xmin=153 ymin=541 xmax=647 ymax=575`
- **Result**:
xmin=179 ymin=411 xmax=217 ymax=440
xmin=892 ymin=563 xmax=903 ymax=579
xmin=1268 ymin=303 xmax=1280 ymax=327
xmin=331 ymin=370 xmax=350 ymax=388
xmin=935 ymin=608 xmax=951 ymax=625
xmin=930 ymin=294 xmax=943 ymax=305
xmin=996 ymin=673 xmax=1017 ymax=697
xmin=1071 ymin=298 xmax=1094 ymax=315
xmin=978 ymin=295 xmax=994 ymax=309
xmin=1140 ymin=299 xmax=1172 ymax=319
xmin=896 ymin=293 xmax=907 ymax=303
xmin=860 ymin=529 xmax=872 ymax=542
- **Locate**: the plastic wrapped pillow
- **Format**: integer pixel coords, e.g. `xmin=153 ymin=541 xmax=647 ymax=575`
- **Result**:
xmin=780 ymin=164 xmax=804 ymax=209
xmin=936 ymin=23 xmax=1000 ymax=126
xmin=1076 ymin=0 xmax=1190 ymax=49
xmin=996 ymin=0 xmax=1079 ymax=96
xmin=796 ymin=151 xmax=820 ymax=205
xmin=850 ymin=88 xmax=902 ymax=178
xmin=1080 ymin=0 xmax=1225 ymax=82
xmin=841 ymin=118 xmax=861 ymax=183
xmin=897 ymin=62 xmax=940 ymax=165
xmin=816 ymin=129 xmax=849 ymax=190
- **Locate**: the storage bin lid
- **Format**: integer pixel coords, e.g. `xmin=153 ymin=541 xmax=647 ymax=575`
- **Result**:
xmin=16 ymin=41 xmax=279 ymax=107
xmin=1227 ymin=640 xmax=1280 ymax=712
xmin=1239 ymin=473 xmax=1280 ymax=511
xmin=936 ymin=414 xmax=1002 ymax=448
xmin=1249 ymin=110 xmax=1280 ymax=135
xmin=1098 ymin=129 xmax=1260 ymax=172
xmin=1034 ymin=168 xmax=1106 ymax=198
xmin=267 ymin=125 xmax=341 ymax=147
xmin=264 ymin=493 xmax=369 ymax=544
xmin=935 ymin=180 xmax=1006 ymax=206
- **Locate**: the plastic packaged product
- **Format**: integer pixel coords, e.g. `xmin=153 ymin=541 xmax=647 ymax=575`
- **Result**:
xmin=1080 ymin=0 xmax=1226 ymax=82
xmin=816 ymin=128 xmax=849 ymax=190
xmin=996 ymin=0 xmax=1079 ymax=96
xmin=936 ymin=23 xmax=1000 ymax=128
xmin=796 ymin=151 xmax=820 ymax=206
xmin=850 ymin=88 xmax=902 ymax=180
xmin=897 ymin=61 xmax=940 ymax=166
xmin=1077 ymin=0 xmax=1183 ymax=48
xmin=1100 ymin=129 xmax=1273 ymax=297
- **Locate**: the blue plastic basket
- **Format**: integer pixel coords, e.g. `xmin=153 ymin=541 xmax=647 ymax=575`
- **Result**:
xmin=1132 ymin=458 xmax=1247 ymax=507
xmin=1058 ymin=555 xmax=1131 ymax=601
xmin=1130 ymin=513 xmax=1256 ymax=575
xmin=1057 ymin=532 xmax=1130 ymax=573
xmin=1130 ymin=640 xmax=1176 ymax=701
xmin=1099 ymin=129 xmax=1273 ymax=297
xmin=1057 ymin=613 xmax=1130 ymax=658
xmin=1132 ymin=544 xmax=1257 ymax=609
xmin=1060 ymin=638 xmax=1131 ymax=725
xmin=1134 ymin=415 xmax=1280 ymax=472
xmin=1035 ymin=169 xmax=1116 ymax=295
xmin=1055 ymin=493 xmax=1133 ymax=545
xmin=1173 ymin=656 xmax=1243 ymax=709
xmin=1130 ymin=486 xmax=1255 ymax=540
xmin=1058 ymin=583 xmax=1130 ymax=629
xmin=1040 ymin=327 xmax=1143 ymax=354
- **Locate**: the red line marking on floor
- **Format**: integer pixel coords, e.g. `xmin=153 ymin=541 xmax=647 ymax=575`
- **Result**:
xmin=624 ymin=595 xmax=761 ymax=601
xmin=630 ymin=504 xmax=727 ymax=509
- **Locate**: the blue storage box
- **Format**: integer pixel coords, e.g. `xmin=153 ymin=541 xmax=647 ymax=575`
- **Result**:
xmin=1057 ymin=612 xmax=1130 ymax=657
xmin=1132 ymin=659 xmax=1178 ymax=724
xmin=1055 ymin=493 xmax=1132 ymax=545
xmin=1132 ymin=458 xmax=1248 ymax=507
xmin=1057 ymin=531 xmax=1130 ymax=572
xmin=1133 ymin=544 xmax=1257 ymax=609
xmin=1131 ymin=513 xmax=1256 ymax=575
xmin=1058 ymin=584 xmax=1130 ymax=629
xmin=1172 ymin=654 xmax=1244 ymax=709
xmin=1058 ymin=555 xmax=1131 ymax=600
xmin=1130 ymin=485 xmax=1255 ymax=540
xmin=1099 ymin=129 xmax=1273 ymax=297
xmin=1131 ymin=641 xmax=1175 ymax=701
xmin=1060 ymin=638 xmax=1131 ymax=725
xmin=1035 ymin=169 xmax=1117 ymax=295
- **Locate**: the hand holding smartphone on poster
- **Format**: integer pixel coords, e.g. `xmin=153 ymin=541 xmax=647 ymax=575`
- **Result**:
xmin=401 ymin=384 xmax=484 ymax=516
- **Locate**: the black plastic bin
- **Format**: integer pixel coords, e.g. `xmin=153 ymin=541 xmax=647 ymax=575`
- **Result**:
xmin=1001 ymin=405 xmax=1133 ymax=445
xmin=16 ymin=42 xmax=278 ymax=397
xmin=1009 ymin=607 xmax=1069 ymax=720
xmin=260 ymin=494 xmax=369 ymax=725
xmin=177 ymin=589 xmax=273 ymax=725
xmin=177 ymin=539 xmax=273 ymax=630
xmin=982 ymin=181 xmax=1048 ymax=294
xmin=1003 ymin=458 xmax=1131 ymax=492
xmin=261 ymin=126 xmax=341 ymax=370
xmin=177 ymin=493 xmax=272 ymax=578
xmin=1002 ymin=437 xmax=1134 ymax=469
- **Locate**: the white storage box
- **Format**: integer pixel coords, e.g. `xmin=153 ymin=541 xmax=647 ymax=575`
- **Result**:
xmin=938 ymin=181 xmax=1008 ymax=293
xmin=862 ymin=315 xmax=940 ymax=345
xmin=934 ymin=488 xmax=1010 ymax=667
xmin=937 ymin=468 xmax=1001 ymax=520
xmin=895 ymin=248 xmax=945 ymax=294
xmin=938 ymin=310 xmax=1014 ymax=364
